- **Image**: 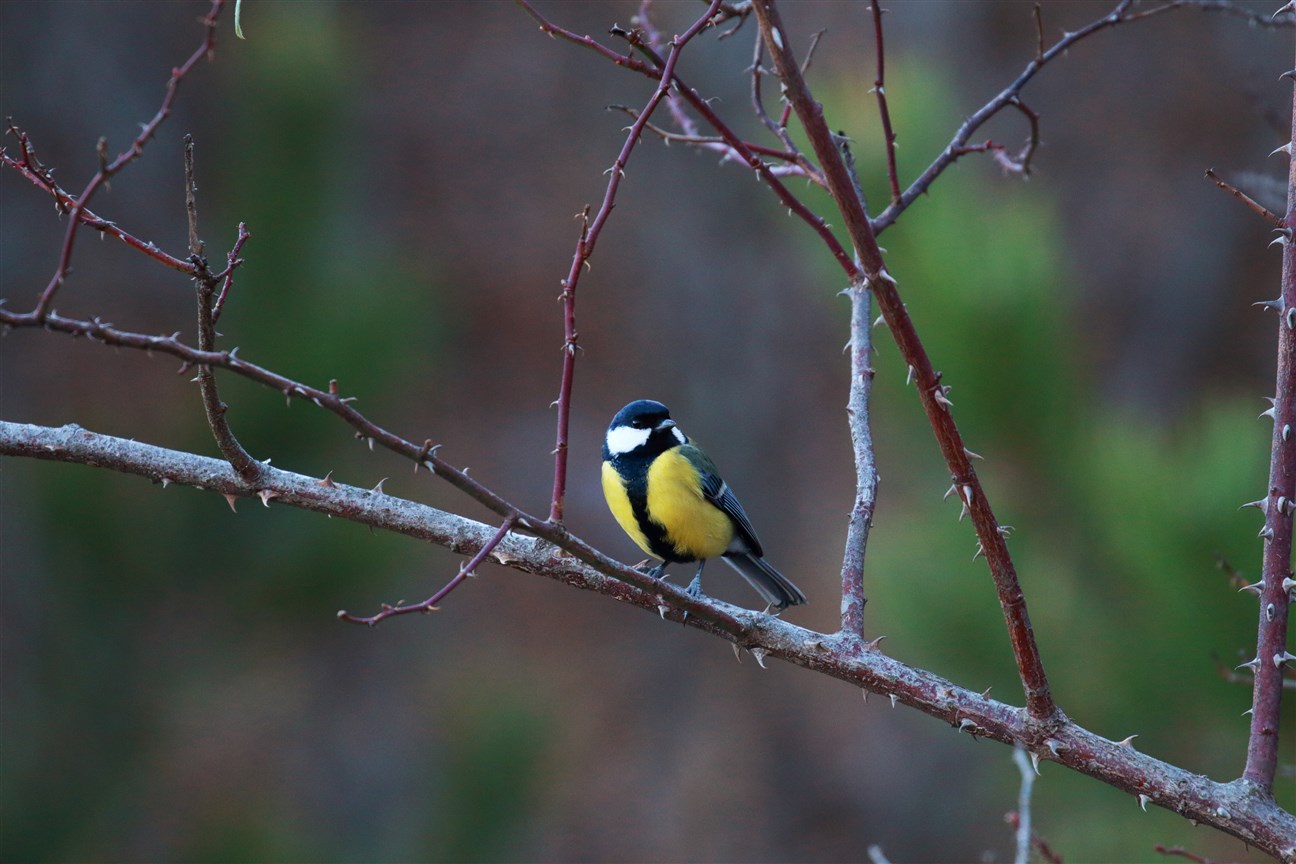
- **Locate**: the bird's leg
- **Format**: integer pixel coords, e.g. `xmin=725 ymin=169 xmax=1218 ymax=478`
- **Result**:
xmin=686 ymin=560 xmax=708 ymax=600
xmin=640 ymin=561 xmax=668 ymax=580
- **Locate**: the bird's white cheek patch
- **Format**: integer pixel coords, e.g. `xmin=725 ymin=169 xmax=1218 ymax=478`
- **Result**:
xmin=606 ymin=425 xmax=651 ymax=455
xmin=672 ymin=427 xmax=686 ymax=445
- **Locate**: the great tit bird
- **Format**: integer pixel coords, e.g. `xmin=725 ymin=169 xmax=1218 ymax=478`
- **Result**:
xmin=601 ymin=399 xmax=807 ymax=611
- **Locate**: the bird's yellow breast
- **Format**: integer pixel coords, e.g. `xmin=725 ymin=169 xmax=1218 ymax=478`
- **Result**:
xmin=602 ymin=460 xmax=656 ymax=558
xmin=645 ymin=447 xmax=733 ymax=560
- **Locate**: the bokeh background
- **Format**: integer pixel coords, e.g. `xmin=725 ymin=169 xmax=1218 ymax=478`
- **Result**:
xmin=2 ymin=1 xmax=1293 ymax=861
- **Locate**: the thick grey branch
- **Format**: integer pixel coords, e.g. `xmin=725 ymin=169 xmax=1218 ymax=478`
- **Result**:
xmin=3 ymin=419 xmax=1293 ymax=859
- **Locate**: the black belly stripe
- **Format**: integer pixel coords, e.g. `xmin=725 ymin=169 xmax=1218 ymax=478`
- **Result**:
xmin=613 ymin=452 xmax=692 ymax=563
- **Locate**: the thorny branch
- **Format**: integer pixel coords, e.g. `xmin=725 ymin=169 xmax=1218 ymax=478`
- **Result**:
xmin=872 ymin=0 xmax=1294 ymax=235
xmin=521 ymin=0 xmax=1271 ymax=730
xmin=339 ymin=513 xmax=520 ymax=626
xmin=4 ymin=0 xmax=1295 ymax=858
xmin=607 ymin=104 xmax=815 ymax=179
xmin=186 ymin=135 xmax=263 ymax=485
xmin=544 ymin=0 xmax=724 ymax=524
xmin=840 ymin=275 xmax=877 ymax=638
xmin=518 ymin=0 xmax=856 ymax=273
xmin=1155 ymin=845 xmax=1218 ymax=864
xmin=19 ymin=0 xmax=225 ymax=323
xmin=3 ymin=419 xmax=1294 ymax=856
xmin=1242 ymin=46 xmax=1296 ymax=794
xmin=868 ymin=2 xmax=901 ymax=206
xmin=751 ymin=0 xmax=1056 ymax=721
xmin=1 ymin=129 xmax=201 ymax=275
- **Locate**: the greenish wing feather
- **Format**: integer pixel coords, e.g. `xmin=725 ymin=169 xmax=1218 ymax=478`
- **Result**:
xmin=679 ymin=443 xmax=764 ymax=557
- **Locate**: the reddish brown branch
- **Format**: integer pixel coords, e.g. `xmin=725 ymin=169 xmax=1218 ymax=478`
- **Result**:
xmin=752 ymin=0 xmax=1055 ymax=720
xmin=605 ymin=20 xmax=855 ymax=273
xmin=186 ymin=136 xmax=263 ymax=486
xmin=1205 ymin=168 xmax=1284 ymax=227
xmin=608 ymin=104 xmax=811 ymax=170
xmin=28 ymin=0 xmax=224 ymax=321
xmin=751 ymin=37 xmax=796 ymax=151
xmin=339 ymin=513 xmax=520 ymax=625
xmin=1 ymin=144 xmax=198 ymax=276
xmin=873 ymin=1 xmax=1292 ymax=236
xmin=873 ymin=1 xmax=1131 ymax=233
xmin=1153 ymin=845 xmax=1215 ymax=864
xmin=184 ymin=136 xmax=204 ymax=258
xmin=518 ymin=2 xmax=851 ymax=272
xmin=211 ymin=222 xmax=251 ymax=324
xmin=869 ymin=3 xmax=902 ymax=205
xmin=1242 ymin=70 xmax=1296 ymax=793
xmin=544 ymin=0 xmax=724 ymax=525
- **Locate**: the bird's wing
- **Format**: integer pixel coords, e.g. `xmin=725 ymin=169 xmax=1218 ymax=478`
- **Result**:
xmin=680 ymin=444 xmax=765 ymax=557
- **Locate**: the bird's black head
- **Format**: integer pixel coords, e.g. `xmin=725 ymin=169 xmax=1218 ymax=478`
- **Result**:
xmin=604 ymin=399 xmax=686 ymax=460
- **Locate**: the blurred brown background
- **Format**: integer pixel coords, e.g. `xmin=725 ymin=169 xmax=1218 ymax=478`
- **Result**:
xmin=1 ymin=1 xmax=1292 ymax=861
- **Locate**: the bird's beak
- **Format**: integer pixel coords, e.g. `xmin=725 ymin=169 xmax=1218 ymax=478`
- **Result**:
xmin=655 ymin=419 xmax=676 ymax=432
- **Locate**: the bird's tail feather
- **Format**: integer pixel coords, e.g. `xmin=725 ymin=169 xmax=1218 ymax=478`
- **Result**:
xmin=721 ymin=553 xmax=807 ymax=610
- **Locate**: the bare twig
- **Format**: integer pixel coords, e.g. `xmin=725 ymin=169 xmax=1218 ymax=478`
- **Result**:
xmin=544 ymin=0 xmax=725 ymax=525
xmin=872 ymin=1 xmax=1292 ymax=235
xmin=634 ymin=1 xmax=700 ymax=139
xmin=1 ymin=141 xmax=198 ymax=275
xmin=874 ymin=0 xmax=1122 ymax=233
xmin=211 ymin=222 xmax=251 ymax=324
xmin=1124 ymin=0 xmax=1296 ymax=27
xmin=1242 ymin=65 xmax=1296 ymax=793
xmin=518 ymin=1 xmax=851 ymax=272
xmin=184 ymin=135 xmax=204 ymax=258
xmin=752 ymin=0 xmax=1055 ymax=720
xmin=601 ymin=18 xmax=853 ymax=272
xmin=1204 ymin=168 xmax=1284 ymax=227
xmin=186 ymin=137 xmax=263 ymax=486
xmin=750 ymin=37 xmax=796 ymax=151
xmin=339 ymin=513 xmax=520 ymax=625
xmin=607 ymin=104 xmax=809 ymax=168
xmin=1153 ymin=845 xmax=1216 ymax=864
xmin=868 ymin=3 xmax=902 ymax=205
xmin=26 ymin=0 xmax=224 ymax=322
